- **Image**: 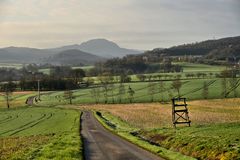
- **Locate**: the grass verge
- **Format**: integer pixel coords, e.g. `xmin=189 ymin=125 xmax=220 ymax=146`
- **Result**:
xmin=139 ymin=123 xmax=240 ymax=160
xmin=94 ymin=111 xmax=195 ymax=160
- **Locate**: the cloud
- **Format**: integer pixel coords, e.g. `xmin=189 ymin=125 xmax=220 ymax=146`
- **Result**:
xmin=0 ymin=0 xmax=239 ymax=49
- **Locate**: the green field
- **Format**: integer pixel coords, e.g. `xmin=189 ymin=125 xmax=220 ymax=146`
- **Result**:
xmin=0 ymin=63 xmax=23 ymax=69
xmin=30 ymin=63 xmax=234 ymax=106
xmin=38 ymin=65 xmax=94 ymax=75
xmin=73 ymin=65 xmax=94 ymax=70
xmin=0 ymin=107 xmax=82 ymax=160
xmin=175 ymin=62 xmax=226 ymax=73
xmin=35 ymin=77 xmax=240 ymax=106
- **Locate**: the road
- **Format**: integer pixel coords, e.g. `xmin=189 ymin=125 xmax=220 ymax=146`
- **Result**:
xmin=26 ymin=96 xmax=35 ymax=105
xmin=81 ymin=111 xmax=164 ymax=160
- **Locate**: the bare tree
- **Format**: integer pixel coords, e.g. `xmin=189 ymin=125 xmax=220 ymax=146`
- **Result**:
xmin=90 ymin=87 xmax=100 ymax=104
xmin=209 ymin=72 xmax=213 ymax=79
xmin=98 ymin=75 xmax=112 ymax=103
xmin=202 ymin=81 xmax=209 ymax=99
xmin=229 ymin=77 xmax=238 ymax=97
xmin=1 ymin=81 xmax=16 ymax=109
xmin=118 ymin=83 xmax=126 ymax=103
xmin=64 ymin=90 xmax=74 ymax=104
xmin=109 ymin=83 xmax=115 ymax=103
xmin=147 ymin=75 xmax=153 ymax=82
xmin=221 ymin=78 xmax=228 ymax=98
xmin=159 ymin=81 xmax=165 ymax=102
xmin=136 ymin=74 xmax=146 ymax=82
xmin=127 ymin=86 xmax=135 ymax=103
xmin=172 ymin=79 xmax=182 ymax=98
xmin=148 ymin=81 xmax=156 ymax=102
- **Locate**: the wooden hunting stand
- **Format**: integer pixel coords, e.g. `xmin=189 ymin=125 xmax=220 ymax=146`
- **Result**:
xmin=172 ymin=98 xmax=191 ymax=128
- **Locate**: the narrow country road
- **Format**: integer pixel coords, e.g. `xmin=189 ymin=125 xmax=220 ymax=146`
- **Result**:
xmin=26 ymin=96 xmax=35 ymax=105
xmin=81 ymin=111 xmax=164 ymax=160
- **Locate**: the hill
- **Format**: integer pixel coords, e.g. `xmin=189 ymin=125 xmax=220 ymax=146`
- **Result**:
xmin=49 ymin=39 xmax=141 ymax=58
xmin=147 ymin=36 xmax=240 ymax=60
xmin=0 ymin=39 xmax=141 ymax=64
xmin=0 ymin=47 xmax=56 ymax=63
xmin=0 ymin=47 xmax=55 ymax=63
xmin=45 ymin=49 xmax=105 ymax=66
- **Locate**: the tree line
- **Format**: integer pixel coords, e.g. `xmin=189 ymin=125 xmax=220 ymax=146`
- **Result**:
xmin=87 ymin=55 xmax=183 ymax=77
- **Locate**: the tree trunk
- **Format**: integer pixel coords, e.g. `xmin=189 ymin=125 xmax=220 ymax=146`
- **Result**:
xmin=6 ymin=94 xmax=10 ymax=109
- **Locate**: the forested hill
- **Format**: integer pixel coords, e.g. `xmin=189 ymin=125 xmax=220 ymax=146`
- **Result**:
xmin=147 ymin=36 xmax=240 ymax=60
xmin=45 ymin=49 xmax=105 ymax=66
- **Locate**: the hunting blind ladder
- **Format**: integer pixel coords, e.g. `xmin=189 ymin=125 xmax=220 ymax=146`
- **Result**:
xmin=172 ymin=98 xmax=191 ymax=128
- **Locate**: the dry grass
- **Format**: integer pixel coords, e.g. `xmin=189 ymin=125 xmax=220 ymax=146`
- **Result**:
xmin=12 ymin=91 xmax=34 ymax=95
xmin=76 ymin=98 xmax=240 ymax=129
xmin=189 ymin=98 xmax=240 ymax=124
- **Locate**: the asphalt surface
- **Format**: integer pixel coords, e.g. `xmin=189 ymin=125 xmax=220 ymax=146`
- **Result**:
xmin=26 ymin=96 xmax=35 ymax=105
xmin=81 ymin=111 xmax=164 ymax=160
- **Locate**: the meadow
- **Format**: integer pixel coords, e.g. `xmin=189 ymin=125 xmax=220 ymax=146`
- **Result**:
xmin=35 ymin=77 xmax=240 ymax=107
xmin=0 ymin=63 xmax=23 ymax=69
xmin=0 ymin=107 xmax=82 ymax=160
xmin=77 ymin=98 xmax=240 ymax=160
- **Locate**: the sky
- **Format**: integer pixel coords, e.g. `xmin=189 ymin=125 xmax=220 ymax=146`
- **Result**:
xmin=0 ymin=0 xmax=239 ymax=50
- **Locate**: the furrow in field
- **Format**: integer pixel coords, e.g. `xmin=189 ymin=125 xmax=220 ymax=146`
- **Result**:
xmin=0 ymin=114 xmax=47 ymax=136
xmin=0 ymin=115 xmax=19 ymax=125
xmin=180 ymin=80 xmax=216 ymax=97
xmin=9 ymin=113 xmax=53 ymax=136
xmin=0 ymin=115 xmax=12 ymax=122
xmin=134 ymin=81 xmax=190 ymax=100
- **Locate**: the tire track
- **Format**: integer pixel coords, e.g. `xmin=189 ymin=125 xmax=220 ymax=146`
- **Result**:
xmin=9 ymin=113 xmax=53 ymax=136
xmin=0 ymin=114 xmax=47 ymax=136
xmin=0 ymin=115 xmax=12 ymax=123
xmin=0 ymin=115 xmax=19 ymax=125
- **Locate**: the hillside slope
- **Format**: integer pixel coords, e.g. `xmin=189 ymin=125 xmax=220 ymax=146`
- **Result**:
xmin=147 ymin=36 xmax=240 ymax=60
xmin=0 ymin=39 xmax=141 ymax=64
xmin=49 ymin=39 xmax=141 ymax=58
xmin=46 ymin=49 xmax=105 ymax=65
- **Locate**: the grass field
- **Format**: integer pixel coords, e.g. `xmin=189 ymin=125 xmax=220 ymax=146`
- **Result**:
xmin=38 ymin=65 xmax=94 ymax=75
xmin=75 ymin=98 xmax=240 ymax=160
xmin=36 ymin=77 xmax=240 ymax=106
xmin=175 ymin=62 xmax=226 ymax=73
xmin=0 ymin=63 xmax=23 ymax=69
xmin=0 ymin=107 xmax=82 ymax=159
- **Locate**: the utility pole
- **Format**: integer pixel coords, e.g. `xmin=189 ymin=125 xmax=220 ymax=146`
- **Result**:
xmin=38 ymin=80 xmax=40 ymax=100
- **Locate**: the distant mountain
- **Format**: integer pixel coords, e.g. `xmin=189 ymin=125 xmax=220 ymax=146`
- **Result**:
xmin=49 ymin=39 xmax=141 ymax=58
xmin=0 ymin=47 xmax=55 ymax=63
xmin=147 ymin=36 xmax=240 ymax=60
xmin=0 ymin=39 xmax=141 ymax=64
xmin=45 ymin=49 xmax=105 ymax=66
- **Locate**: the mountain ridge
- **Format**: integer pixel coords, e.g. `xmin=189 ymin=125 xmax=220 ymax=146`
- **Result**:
xmin=0 ymin=38 xmax=141 ymax=64
xmin=47 ymin=39 xmax=141 ymax=58
xmin=146 ymin=36 xmax=240 ymax=60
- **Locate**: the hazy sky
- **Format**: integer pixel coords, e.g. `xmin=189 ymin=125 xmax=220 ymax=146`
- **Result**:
xmin=0 ymin=0 xmax=239 ymax=50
